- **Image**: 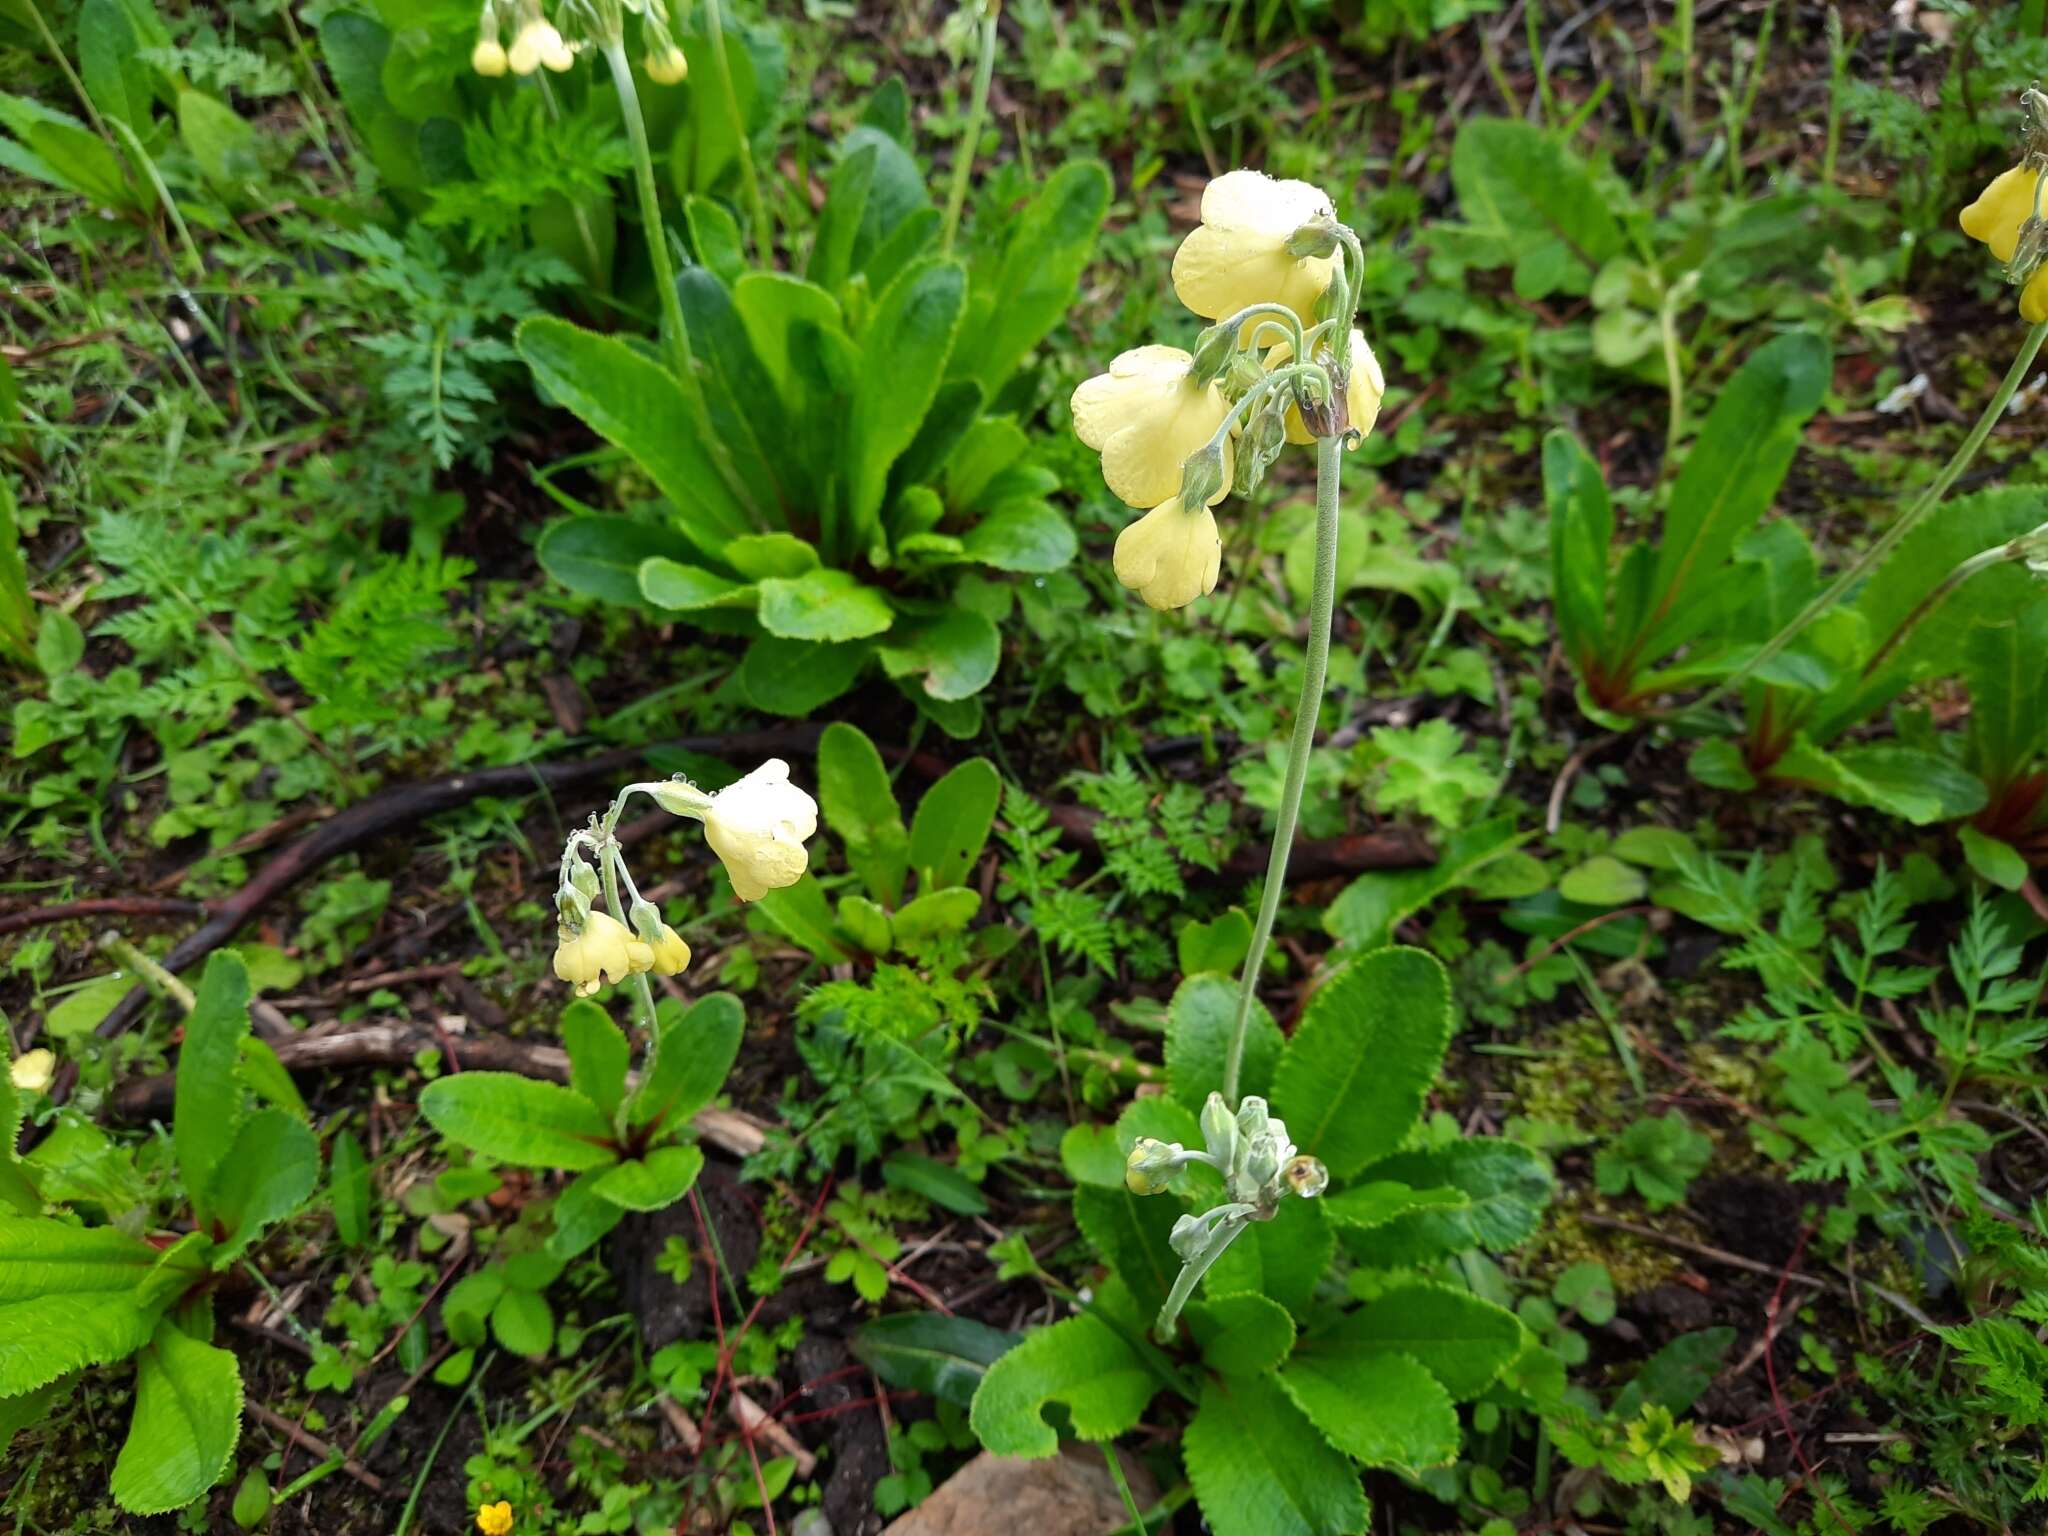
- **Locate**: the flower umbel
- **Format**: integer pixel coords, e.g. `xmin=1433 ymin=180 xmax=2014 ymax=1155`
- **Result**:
xmin=1961 ymin=166 xmax=2048 ymax=322
xmin=1171 ymin=169 xmax=1339 ymax=324
xmin=1071 ymin=345 xmax=1234 ymax=508
xmin=1113 ymin=498 xmax=1223 ymax=611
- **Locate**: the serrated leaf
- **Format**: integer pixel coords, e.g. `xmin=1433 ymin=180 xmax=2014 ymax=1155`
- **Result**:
xmin=110 ymin=1324 xmax=242 ymax=1514
xmin=1202 ymin=1197 xmax=1334 ymax=1318
xmin=1185 ymin=1293 xmax=1296 ymax=1376
xmin=562 ymin=1000 xmax=630 ymax=1124
xmin=589 ymin=1144 xmax=704 ymax=1212
xmin=176 ymin=951 xmax=252 ymax=1227
xmin=852 ymin=1313 xmax=1018 ymax=1408
xmin=1165 ymin=973 xmax=1281 ymax=1112
xmin=1269 ymin=947 xmax=1452 ymax=1180
xmin=1320 ymin=1180 xmax=1469 ymax=1232
xmin=969 ymin=1312 xmax=1158 ymax=1457
xmin=204 ymin=1110 xmax=319 ymax=1263
xmin=1350 ymin=1140 xmax=1553 ymax=1265
xmin=1184 ymin=1373 xmax=1368 ymax=1536
xmin=0 ymin=1216 xmax=162 ymax=1395
xmin=1279 ymin=1348 xmax=1458 ymax=1474
xmin=1074 ymin=1183 xmax=1181 ymax=1321
xmin=630 ymin=992 xmax=744 ymax=1134
xmin=418 ymin=1073 xmax=617 ymax=1170
xmin=1314 ymin=1282 xmax=1524 ymax=1400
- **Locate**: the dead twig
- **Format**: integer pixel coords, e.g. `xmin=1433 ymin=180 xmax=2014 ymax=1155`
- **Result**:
xmin=244 ymin=1401 xmax=387 ymax=1496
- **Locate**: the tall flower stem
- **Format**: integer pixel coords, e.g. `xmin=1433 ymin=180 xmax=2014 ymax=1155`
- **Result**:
xmin=1704 ymin=318 xmax=2048 ymax=711
xmin=941 ymin=3 xmax=999 ymax=255
xmin=701 ymin=0 xmax=771 ymax=260
xmin=1222 ymin=433 xmax=1343 ymax=1105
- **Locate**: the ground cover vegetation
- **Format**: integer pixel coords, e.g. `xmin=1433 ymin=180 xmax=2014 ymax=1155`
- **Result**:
xmin=4 ymin=1 xmax=2048 ymax=1533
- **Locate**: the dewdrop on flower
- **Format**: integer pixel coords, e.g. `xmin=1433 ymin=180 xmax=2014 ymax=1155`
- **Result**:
xmin=1171 ymin=170 xmax=1340 ymax=325
xmin=10 ymin=1048 xmax=55 ymax=1095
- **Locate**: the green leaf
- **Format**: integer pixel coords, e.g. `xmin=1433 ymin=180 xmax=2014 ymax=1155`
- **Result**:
xmin=628 ymin=992 xmax=744 ymax=1134
xmin=756 ymin=568 xmax=896 ymax=642
xmin=1185 ymin=1293 xmax=1296 ymax=1376
xmin=1642 ymin=331 xmax=1831 ymax=661
xmin=877 ymin=608 xmax=1001 ymax=701
xmin=0 ymin=1216 xmax=162 ymax=1395
xmin=177 ymin=90 xmax=258 ymax=184
xmin=1351 ymin=1140 xmax=1553 ymax=1265
xmin=741 ymin=636 xmax=871 ymax=715
xmin=817 ymin=722 xmax=910 ymax=906
xmin=78 ymin=0 xmax=148 ymax=129
xmin=1959 ymin=826 xmax=2028 ymax=892
xmin=0 ymin=471 xmax=33 ymax=665
xmin=545 ymin=1170 xmax=625 ymax=1262
xmin=111 ymin=1323 xmax=242 ymax=1514
xmin=590 ymin=1145 xmax=705 ymax=1212
xmin=1613 ymin=1327 xmax=1735 ymax=1419
xmin=518 ymin=318 xmax=750 ymax=561
xmin=751 ymin=873 xmax=852 ymax=962
xmin=1279 ymin=1348 xmax=1458 ymax=1475
xmin=1269 ymin=947 xmax=1453 ymax=1180
xmin=1315 ymin=1281 xmax=1524 ymax=1400
xmin=853 ymin=1313 xmax=1018 ymax=1409
xmin=0 ymin=1381 xmax=62 ymax=1456
xmin=491 ymin=1285 xmax=553 ymax=1356
xmin=1450 ymin=117 xmax=1623 ymax=273
xmin=176 ymin=952 xmax=252 ymax=1228
xmin=882 ymin=1153 xmax=988 ymax=1215
xmin=538 ymin=516 xmax=704 ymax=609
xmin=838 ymin=894 xmax=895 ymax=952
xmin=1320 ymin=1180 xmax=1469 ymax=1233
xmin=1183 ymin=1374 xmax=1368 ymax=1536
xmin=1165 ymin=973 xmax=1281 ymax=1112
xmin=329 ymin=1131 xmax=369 ymax=1248
xmin=908 ymin=757 xmax=1001 ymax=890
xmin=848 ymin=258 xmax=967 ymax=536
xmin=417 ymin=1073 xmax=617 ymax=1170
xmin=969 ymin=1313 xmax=1159 ymax=1457
xmin=235 ymin=1036 xmax=306 ymax=1120
xmin=890 ymin=887 xmax=981 ymax=946
xmin=1772 ymin=738 xmax=1987 ymax=826
xmin=1177 ymin=909 xmax=1252 ymax=978
xmin=961 ymin=500 xmax=1077 ymax=573
xmin=1202 ymin=1197 xmax=1333 ymax=1319
xmin=955 ymin=159 xmax=1110 ymax=396
xmin=1557 ymin=855 xmax=1647 ymax=906
xmin=638 ymin=557 xmax=754 ymax=612
xmin=674 ymin=268 xmax=787 ymax=514
xmin=1074 ymin=1183 xmax=1182 ymax=1321
xmin=35 ymin=607 xmax=81 ymax=678
xmin=205 ymin=1111 xmax=319 ymax=1262
xmin=1964 ymin=605 xmax=2048 ymax=793
xmin=685 ymin=193 xmax=747 ymax=286
xmin=562 ymin=1000 xmax=630 ymax=1124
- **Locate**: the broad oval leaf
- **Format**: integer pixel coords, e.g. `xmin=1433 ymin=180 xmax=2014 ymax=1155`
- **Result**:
xmin=1183 ymin=1373 xmax=1368 ymax=1536
xmin=1165 ymin=973 xmax=1281 ymax=1112
xmin=590 ymin=1144 xmax=705 ymax=1212
xmin=756 ymin=568 xmax=896 ymax=642
xmin=538 ymin=516 xmax=703 ymax=609
xmin=1350 ymin=1140 xmax=1554 ymax=1266
xmin=176 ymin=951 xmax=252 ymax=1228
xmin=852 ymin=1312 xmax=1018 ymax=1408
xmin=741 ymin=636 xmax=871 ymax=716
xmin=1279 ymin=1348 xmax=1458 ymax=1475
xmin=1307 ymin=1281 xmax=1525 ymax=1402
xmin=110 ymin=1324 xmax=242 ymax=1515
xmin=968 ymin=1312 xmax=1158 ymax=1458
xmin=907 ymin=757 xmax=1000 ymax=890
xmin=1185 ymin=1292 xmax=1296 ymax=1377
xmin=418 ymin=1073 xmax=617 ymax=1170
xmin=629 ymin=992 xmax=745 ymax=1134
xmin=1269 ymin=946 xmax=1453 ymax=1180
xmin=205 ymin=1110 xmax=320 ymax=1263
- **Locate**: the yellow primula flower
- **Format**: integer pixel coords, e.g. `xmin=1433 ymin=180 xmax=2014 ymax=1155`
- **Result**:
xmin=10 ymin=1048 xmax=55 ymax=1095
xmin=645 ymin=44 xmax=688 ymax=84
xmin=552 ymin=911 xmax=651 ymax=996
xmin=700 ymin=760 xmax=820 ymax=902
xmin=1171 ymin=170 xmax=1339 ymax=325
xmin=1268 ymin=328 xmax=1388 ymax=445
xmin=1070 ymin=345 xmax=1234 ymax=508
xmin=1960 ymin=166 xmax=2048 ymax=323
xmin=1113 ymin=497 xmax=1223 ymax=611
xmin=477 ymin=1501 xmax=515 ymax=1536
xmin=644 ymin=922 xmax=691 ymax=977
xmin=508 ymin=19 xmax=573 ymax=75
xmin=471 ymin=38 xmax=510 ymax=76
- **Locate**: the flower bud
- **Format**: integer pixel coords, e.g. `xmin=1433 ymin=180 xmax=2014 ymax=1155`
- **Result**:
xmin=647 ymin=778 xmax=713 ymax=818
xmin=472 ymin=38 xmax=510 ymax=76
xmin=2013 ymin=216 xmax=2048 ymax=286
xmin=1188 ymin=323 xmax=1239 ymax=384
xmin=1176 ymin=441 xmax=1228 ymax=512
xmin=1124 ymin=1137 xmax=1183 ymax=1196
xmin=1285 ymin=217 xmax=1342 ymax=260
xmin=1200 ymin=1092 xmax=1240 ymax=1168
xmin=645 ymin=42 xmax=688 ymax=84
xmin=1168 ymin=1211 xmax=1211 ymax=1262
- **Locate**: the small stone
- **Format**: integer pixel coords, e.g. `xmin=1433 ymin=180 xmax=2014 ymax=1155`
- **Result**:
xmin=881 ymin=1446 xmax=1156 ymax=1536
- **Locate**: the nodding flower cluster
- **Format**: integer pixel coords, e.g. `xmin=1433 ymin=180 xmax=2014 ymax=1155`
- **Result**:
xmin=1124 ymin=1091 xmax=1329 ymax=1336
xmin=1071 ymin=171 xmax=1386 ymax=611
xmin=470 ymin=0 xmax=688 ymax=84
xmin=1960 ymin=87 xmax=2048 ymax=323
xmin=551 ymin=761 xmax=818 ymax=997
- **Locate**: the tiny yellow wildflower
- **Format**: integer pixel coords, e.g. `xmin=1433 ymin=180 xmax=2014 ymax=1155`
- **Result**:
xmin=1171 ymin=170 xmax=1339 ymax=326
xmin=477 ymin=1500 xmax=515 ymax=1536
xmin=1960 ymin=166 xmax=2048 ymax=323
xmin=10 ymin=1048 xmax=56 ymax=1095
xmin=1113 ymin=497 xmax=1223 ymax=611
xmin=1070 ymin=344 xmax=1234 ymax=509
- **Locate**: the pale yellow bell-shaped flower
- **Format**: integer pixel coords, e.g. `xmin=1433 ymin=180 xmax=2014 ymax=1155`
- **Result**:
xmin=1961 ymin=167 xmax=2048 ymax=323
xmin=644 ymin=923 xmax=692 ymax=976
xmin=1070 ymin=345 xmax=1234 ymax=508
xmin=472 ymin=38 xmax=510 ymax=77
xmin=1171 ymin=170 xmax=1339 ymax=325
xmin=553 ymin=910 xmax=651 ymax=996
xmin=1268 ymin=329 xmax=1388 ymax=445
xmin=1113 ymin=497 xmax=1223 ymax=611
xmin=509 ymin=19 xmax=573 ymax=75
xmin=10 ymin=1048 xmax=55 ymax=1095
xmin=646 ymin=44 xmax=688 ymax=84
xmin=702 ymin=760 xmax=819 ymax=901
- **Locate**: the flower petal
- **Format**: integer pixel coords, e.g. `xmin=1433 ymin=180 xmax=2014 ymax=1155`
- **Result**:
xmin=1961 ymin=166 xmax=2040 ymax=262
xmin=1200 ymin=170 xmax=1332 ymax=233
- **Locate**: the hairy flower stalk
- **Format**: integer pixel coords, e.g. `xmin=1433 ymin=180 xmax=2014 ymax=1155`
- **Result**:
xmin=1077 ymin=170 xmax=1381 ymax=1335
